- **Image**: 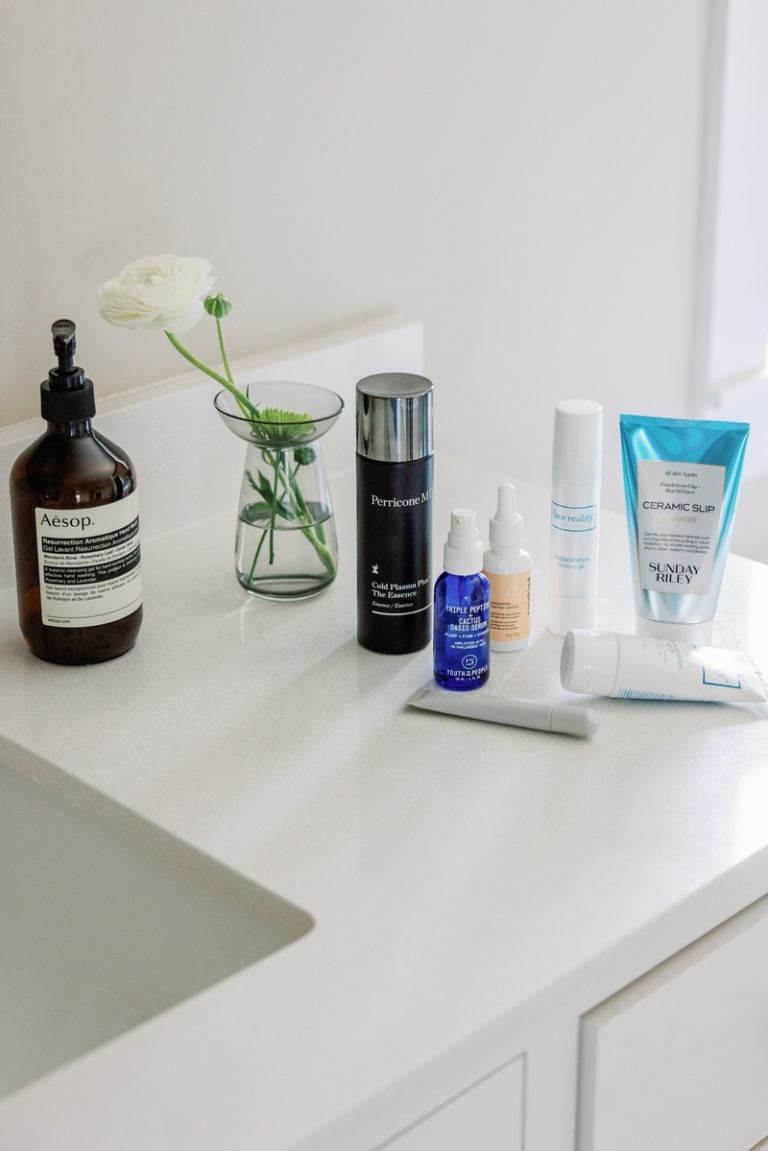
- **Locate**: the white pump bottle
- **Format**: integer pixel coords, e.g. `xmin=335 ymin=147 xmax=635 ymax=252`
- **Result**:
xmin=548 ymin=399 xmax=602 ymax=635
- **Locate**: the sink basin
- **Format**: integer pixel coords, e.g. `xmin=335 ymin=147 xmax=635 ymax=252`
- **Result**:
xmin=0 ymin=753 xmax=313 ymax=1100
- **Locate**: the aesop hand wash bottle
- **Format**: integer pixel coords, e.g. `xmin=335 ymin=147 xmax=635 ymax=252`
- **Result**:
xmin=9 ymin=320 xmax=143 ymax=664
xmin=356 ymin=373 xmax=434 ymax=654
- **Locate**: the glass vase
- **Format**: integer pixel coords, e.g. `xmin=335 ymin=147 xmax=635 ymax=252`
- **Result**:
xmin=214 ymin=382 xmax=343 ymax=600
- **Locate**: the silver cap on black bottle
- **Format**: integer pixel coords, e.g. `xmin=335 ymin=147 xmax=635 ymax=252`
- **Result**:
xmin=356 ymin=373 xmax=434 ymax=462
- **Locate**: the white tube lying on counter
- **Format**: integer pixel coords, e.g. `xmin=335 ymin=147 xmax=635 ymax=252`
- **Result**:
xmin=561 ymin=630 xmax=768 ymax=703
xmin=407 ymin=684 xmax=599 ymax=737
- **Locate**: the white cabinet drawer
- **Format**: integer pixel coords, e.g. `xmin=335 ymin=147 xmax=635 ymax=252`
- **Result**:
xmin=377 ymin=1055 xmax=524 ymax=1151
xmin=578 ymin=894 xmax=768 ymax=1151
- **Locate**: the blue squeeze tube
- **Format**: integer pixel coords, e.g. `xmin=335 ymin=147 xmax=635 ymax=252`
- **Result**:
xmin=619 ymin=414 xmax=749 ymax=643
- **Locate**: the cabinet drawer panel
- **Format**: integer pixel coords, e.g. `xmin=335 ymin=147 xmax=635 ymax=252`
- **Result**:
xmin=579 ymin=895 xmax=768 ymax=1151
xmin=379 ymin=1055 xmax=524 ymax=1151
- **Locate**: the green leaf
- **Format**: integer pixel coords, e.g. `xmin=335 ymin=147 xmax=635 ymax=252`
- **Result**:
xmin=246 ymin=469 xmax=273 ymax=499
xmin=241 ymin=501 xmax=273 ymax=524
xmin=245 ymin=471 xmax=293 ymax=521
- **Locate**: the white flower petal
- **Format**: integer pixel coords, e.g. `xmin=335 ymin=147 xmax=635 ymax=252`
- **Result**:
xmin=97 ymin=255 xmax=216 ymax=331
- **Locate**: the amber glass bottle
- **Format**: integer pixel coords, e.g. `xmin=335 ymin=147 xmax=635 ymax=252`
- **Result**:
xmin=9 ymin=320 xmax=142 ymax=665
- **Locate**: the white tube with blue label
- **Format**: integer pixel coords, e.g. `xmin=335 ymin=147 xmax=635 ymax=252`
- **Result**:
xmin=561 ymin=630 xmax=767 ymax=703
xmin=619 ymin=415 xmax=749 ymax=644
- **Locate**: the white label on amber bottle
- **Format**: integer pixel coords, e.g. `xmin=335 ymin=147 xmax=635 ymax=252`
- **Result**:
xmin=487 ymin=570 xmax=531 ymax=642
xmin=35 ymin=492 xmax=142 ymax=628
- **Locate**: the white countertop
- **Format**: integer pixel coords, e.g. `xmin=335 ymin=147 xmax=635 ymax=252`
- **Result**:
xmin=1 ymin=441 xmax=768 ymax=1150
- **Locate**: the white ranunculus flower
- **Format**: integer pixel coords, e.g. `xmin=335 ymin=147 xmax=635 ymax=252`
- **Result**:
xmin=97 ymin=254 xmax=216 ymax=333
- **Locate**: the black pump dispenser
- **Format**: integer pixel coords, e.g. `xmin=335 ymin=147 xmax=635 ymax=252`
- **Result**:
xmin=40 ymin=319 xmax=96 ymax=423
xmin=52 ymin=319 xmax=80 ymax=376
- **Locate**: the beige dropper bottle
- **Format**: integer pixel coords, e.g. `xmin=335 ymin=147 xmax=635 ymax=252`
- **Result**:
xmin=482 ymin=483 xmax=532 ymax=652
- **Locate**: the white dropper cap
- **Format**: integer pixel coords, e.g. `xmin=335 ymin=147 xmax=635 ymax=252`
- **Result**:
xmin=443 ymin=508 xmax=484 ymax=576
xmin=488 ymin=483 xmax=523 ymax=549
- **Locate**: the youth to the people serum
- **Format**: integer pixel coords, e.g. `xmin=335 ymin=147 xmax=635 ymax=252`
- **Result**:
xmin=433 ymin=508 xmax=490 ymax=691
xmin=356 ymin=373 xmax=434 ymax=654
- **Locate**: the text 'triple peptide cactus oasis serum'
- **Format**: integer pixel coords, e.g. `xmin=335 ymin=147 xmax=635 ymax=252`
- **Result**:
xmin=356 ymin=373 xmax=434 ymax=654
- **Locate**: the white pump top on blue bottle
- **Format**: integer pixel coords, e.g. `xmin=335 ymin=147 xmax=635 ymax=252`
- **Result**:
xmin=443 ymin=508 xmax=484 ymax=576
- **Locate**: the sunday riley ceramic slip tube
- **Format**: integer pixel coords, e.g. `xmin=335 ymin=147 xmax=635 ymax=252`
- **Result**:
xmin=548 ymin=399 xmax=603 ymax=635
xmin=619 ymin=415 xmax=749 ymax=644
xmin=356 ymin=373 xmax=434 ymax=654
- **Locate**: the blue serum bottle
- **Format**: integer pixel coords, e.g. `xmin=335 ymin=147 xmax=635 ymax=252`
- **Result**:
xmin=434 ymin=509 xmax=491 ymax=691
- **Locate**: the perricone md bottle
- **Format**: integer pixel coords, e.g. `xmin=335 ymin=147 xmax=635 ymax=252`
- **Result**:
xmin=9 ymin=320 xmax=143 ymax=665
xmin=356 ymin=372 xmax=434 ymax=654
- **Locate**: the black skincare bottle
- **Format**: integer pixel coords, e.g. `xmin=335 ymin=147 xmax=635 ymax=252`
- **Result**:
xmin=9 ymin=320 xmax=143 ymax=665
xmin=356 ymin=372 xmax=434 ymax=653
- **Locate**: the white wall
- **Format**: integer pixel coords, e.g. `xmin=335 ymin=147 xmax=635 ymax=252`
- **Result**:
xmin=2 ymin=0 xmax=708 ymax=506
xmin=695 ymin=0 xmax=768 ymax=563
xmin=706 ymin=0 xmax=768 ymax=388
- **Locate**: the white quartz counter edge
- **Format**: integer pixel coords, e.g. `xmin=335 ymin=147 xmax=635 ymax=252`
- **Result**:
xmin=1 ymin=462 xmax=768 ymax=1150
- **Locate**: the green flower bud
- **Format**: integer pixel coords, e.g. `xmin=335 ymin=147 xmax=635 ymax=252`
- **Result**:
xmin=204 ymin=293 xmax=233 ymax=319
xmin=294 ymin=446 xmax=316 ymax=466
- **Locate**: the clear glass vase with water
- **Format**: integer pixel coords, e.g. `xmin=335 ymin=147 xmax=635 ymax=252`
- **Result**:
xmin=215 ymin=382 xmax=343 ymax=600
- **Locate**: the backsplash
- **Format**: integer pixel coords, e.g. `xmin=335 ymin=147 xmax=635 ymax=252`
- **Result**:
xmin=0 ymin=317 xmax=423 ymax=590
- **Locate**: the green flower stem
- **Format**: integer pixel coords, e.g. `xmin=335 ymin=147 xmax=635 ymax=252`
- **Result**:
xmin=298 ymin=524 xmax=336 ymax=576
xmin=290 ymin=459 xmax=328 ymax=546
xmin=215 ymin=316 xmax=235 ymax=385
xmin=268 ymin=452 xmax=280 ymax=565
xmin=248 ymin=526 xmax=269 ymax=583
xmin=164 ymin=331 xmax=257 ymax=418
xmin=261 ymin=447 xmax=336 ymax=577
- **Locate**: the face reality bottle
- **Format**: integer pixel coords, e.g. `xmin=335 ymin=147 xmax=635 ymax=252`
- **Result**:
xmin=356 ymin=373 xmax=434 ymax=654
xmin=434 ymin=508 xmax=490 ymax=691
xmin=548 ymin=399 xmax=602 ymax=636
xmin=9 ymin=320 xmax=143 ymax=665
